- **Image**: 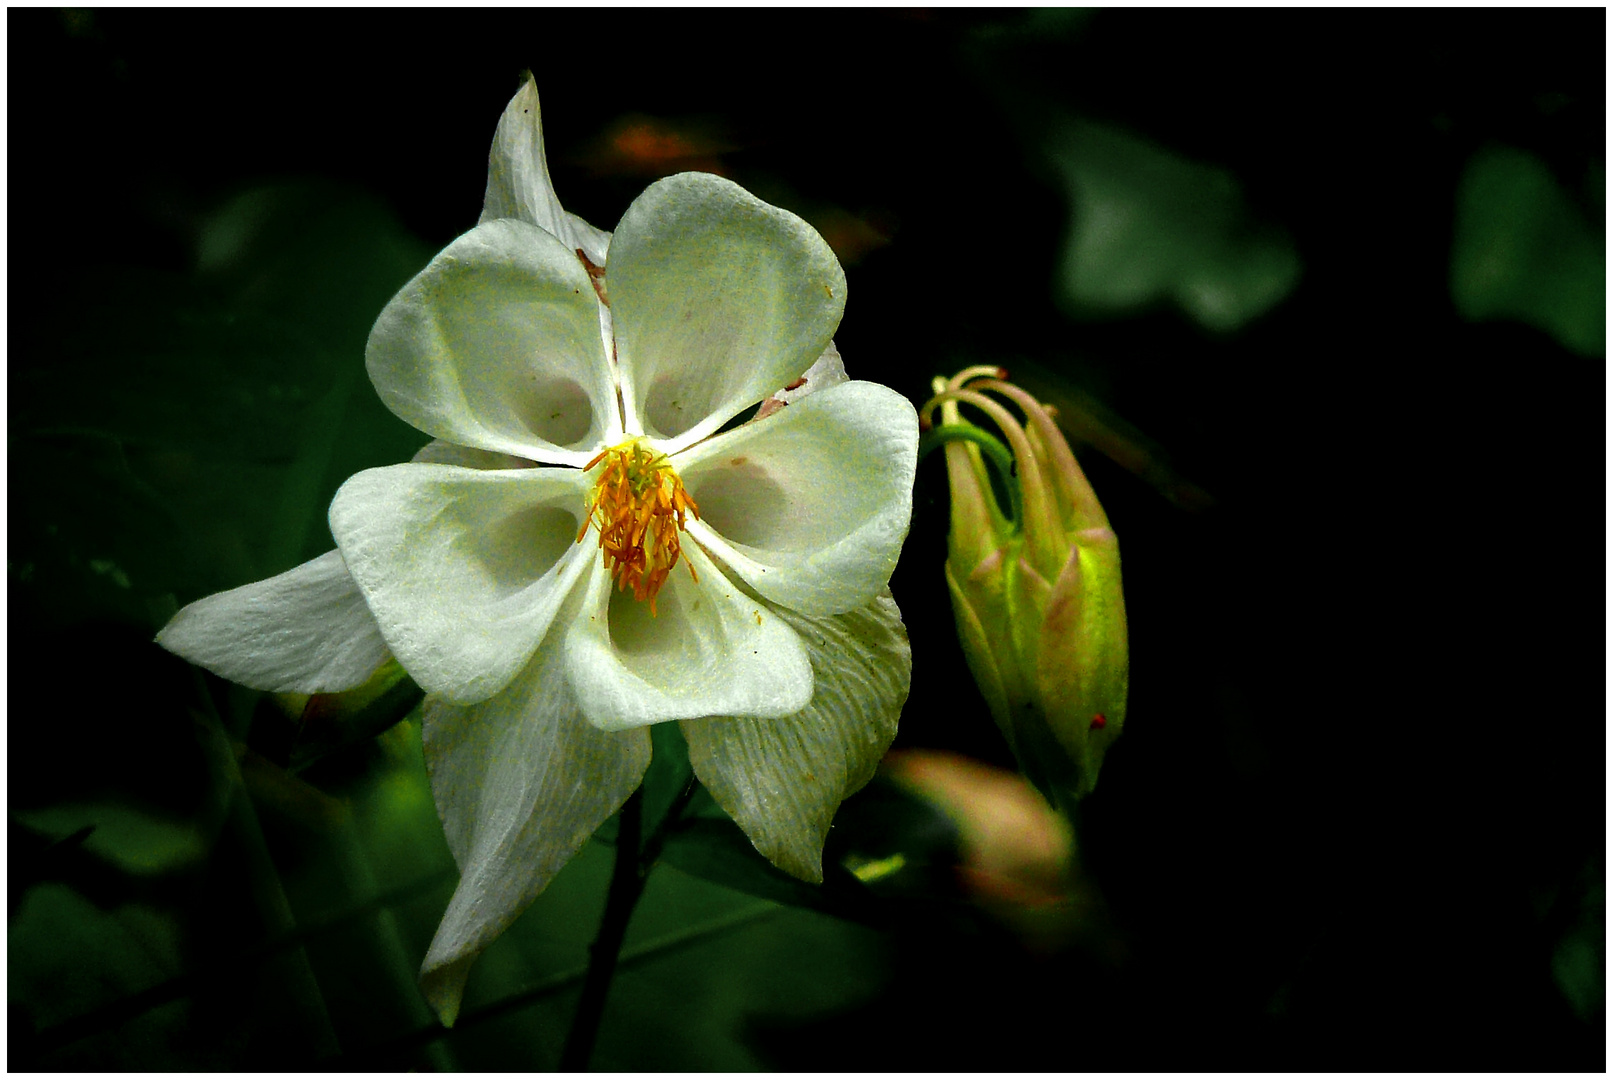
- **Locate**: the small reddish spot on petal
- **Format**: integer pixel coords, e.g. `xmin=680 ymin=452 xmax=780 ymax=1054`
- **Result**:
xmin=1090 ymin=713 xmax=1107 ymax=730
xmin=576 ymin=248 xmax=610 ymax=306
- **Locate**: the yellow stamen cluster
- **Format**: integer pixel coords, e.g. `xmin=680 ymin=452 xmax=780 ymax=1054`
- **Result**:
xmin=578 ymin=439 xmax=700 ymax=615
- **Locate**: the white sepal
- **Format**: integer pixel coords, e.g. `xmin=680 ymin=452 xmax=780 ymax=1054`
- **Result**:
xmin=418 ymin=633 xmax=651 ymax=1027
xmin=155 ymin=549 xmax=391 ymax=694
xmin=479 ymin=77 xmax=612 ymax=265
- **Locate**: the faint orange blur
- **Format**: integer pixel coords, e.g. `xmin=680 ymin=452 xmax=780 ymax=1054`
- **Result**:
xmin=807 ymin=207 xmax=894 ymax=266
xmin=571 ymin=114 xmax=734 ymax=178
xmin=883 ymin=749 xmax=1121 ymax=959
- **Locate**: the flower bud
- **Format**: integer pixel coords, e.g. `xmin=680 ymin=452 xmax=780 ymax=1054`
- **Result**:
xmin=923 ymin=368 xmax=1128 ymax=807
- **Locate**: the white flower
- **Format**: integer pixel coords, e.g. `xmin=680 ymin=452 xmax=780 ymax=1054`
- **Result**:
xmin=157 ymin=79 xmax=917 ymax=1025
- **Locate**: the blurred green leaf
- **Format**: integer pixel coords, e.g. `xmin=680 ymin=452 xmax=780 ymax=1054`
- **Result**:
xmin=1549 ymin=856 xmax=1604 ymax=1024
xmin=651 ymin=774 xmax=965 ymax=925
xmin=8 ymin=184 xmax=452 ymax=1068
xmin=10 ymin=884 xmax=185 ymax=1032
xmin=1450 ymin=144 xmax=1604 ymax=356
xmin=12 ymin=182 xmax=433 ymax=620
xmin=12 ymin=804 xmax=206 ymax=877
xmin=1049 ymin=117 xmax=1301 ymax=332
xmin=659 ymin=816 xmax=883 ymax=922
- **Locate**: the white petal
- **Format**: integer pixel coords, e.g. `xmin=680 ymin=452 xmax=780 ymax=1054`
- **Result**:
xmin=756 ymin=339 xmax=849 ymax=419
xmin=155 ymin=550 xmax=391 ymax=693
xmin=366 ymin=219 xmax=620 ymax=467
xmin=412 ymin=439 xmax=538 ymax=470
xmin=676 ymin=380 xmax=918 ymax=617
xmin=418 ymin=636 xmax=650 ymax=1027
xmin=606 ymin=172 xmax=846 ymax=453
xmin=479 ymin=78 xmax=611 ymax=266
xmin=329 ymin=463 xmax=594 ymax=705
xmin=563 ymin=543 xmax=812 ymax=732
xmin=682 ymin=591 xmax=910 ymax=882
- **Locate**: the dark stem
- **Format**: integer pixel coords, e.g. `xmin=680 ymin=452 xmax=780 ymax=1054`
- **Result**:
xmin=557 ymin=772 xmax=697 ymax=1071
xmin=558 ymin=786 xmax=647 ymax=1072
xmin=641 ymin=776 xmax=699 ymax=872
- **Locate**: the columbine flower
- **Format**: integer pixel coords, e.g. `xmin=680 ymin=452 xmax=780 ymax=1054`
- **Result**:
xmin=922 ymin=368 xmax=1126 ymax=809
xmin=158 ymin=79 xmax=918 ymax=1024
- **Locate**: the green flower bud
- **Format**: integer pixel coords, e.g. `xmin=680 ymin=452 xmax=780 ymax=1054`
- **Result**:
xmin=923 ymin=368 xmax=1128 ymax=808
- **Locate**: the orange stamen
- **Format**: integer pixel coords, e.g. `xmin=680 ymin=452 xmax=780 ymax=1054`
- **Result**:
xmin=578 ymin=439 xmax=701 ymax=615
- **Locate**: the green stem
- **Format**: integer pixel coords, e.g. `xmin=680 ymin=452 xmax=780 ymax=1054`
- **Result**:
xmin=557 ymin=772 xmax=697 ymax=1071
xmin=918 ymin=421 xmax=1024 ymax=532
xmin=641 ymin=776 xmax=698 ymax=872
xmin=559 ymin=787 xmax=646 ymax=1071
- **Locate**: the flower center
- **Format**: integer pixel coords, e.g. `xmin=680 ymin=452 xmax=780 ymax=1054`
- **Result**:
xmin=578 ymin=438 xmax=700 ymax=614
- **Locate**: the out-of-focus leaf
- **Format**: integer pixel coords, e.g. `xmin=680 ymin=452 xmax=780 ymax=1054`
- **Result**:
xmin=1450 ymin=144 xmax=1604 ymax=356
xmin=12 ymin=804 xmax=207 ymax=877
xmin=650 ymin=773 xmax=967 ymax=925
xmin=8 ymin=182 xmax=449 ymax=1068
xmin=658 ymin=816 xmax=883 ymax=924
xmin=1048 ymin=117 xmax=1301 ymax=332
xmin=1549 ymin=856 xmax=1605 ymax=1023
xmin=9 ymin=884 xmax=185 ymax=1032
xmin=583 ymin=868 xmax=890 ymax=1072
xmin=13 ymin=182 xmax=433 ymax=616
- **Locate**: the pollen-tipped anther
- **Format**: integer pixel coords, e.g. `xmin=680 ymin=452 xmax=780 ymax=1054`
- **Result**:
xmin=579 ymin=439 xmax=700 ymax=615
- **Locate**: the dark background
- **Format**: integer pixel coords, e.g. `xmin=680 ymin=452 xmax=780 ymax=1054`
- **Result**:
xmin=9 ymin=8 xmax=1604 ymax=1070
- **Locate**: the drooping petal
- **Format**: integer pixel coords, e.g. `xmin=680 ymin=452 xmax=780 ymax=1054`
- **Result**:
xmin=676 ymin=380 xmax=919 ymax=617
xmin=682 ymin=591 xmax=909 ymax=882
xmin=606 ymin=172 xmax=847 ymax=453
xmin=329 ymin=463 xmax=594 ymax=705
xmin=418 ymin=633 xmax=650 ymax=1027
xmin=155 ymin=549 xmax=390 ymax=693
xmin=366 ymin=219 xmax=620 ymax=467
xmin=479 ymin=78 xmax=612 ymax=267
xmin=563 ymin=543 xmax=812 ymax=732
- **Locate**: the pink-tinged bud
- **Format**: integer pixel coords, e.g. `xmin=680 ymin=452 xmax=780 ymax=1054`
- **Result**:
xmin=923 ymin=369 xmax=1129 ymax=807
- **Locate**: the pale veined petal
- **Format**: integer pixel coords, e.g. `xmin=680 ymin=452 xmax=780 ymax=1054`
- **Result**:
xmin=329 ymin=463 xmax=595 ymax=705
xmin=366 ymin=219 xmax=621 ymax=467
xmin=479 ymin=77 xmax=612 ymax=267
xmin=676 ymin=380 xmax=919 ymax=617
xmin=562 ymin=543 xmax=812 ymax=732
xmin=682 ymin=591 xmax=910 ymax=882
xmin=418 ymin=633 xmax=650 ymax=1027
xmin=155 ymin=549 xmax=390 ymax=694
xmin=606 ymin=172 xmax=846 ymax=453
